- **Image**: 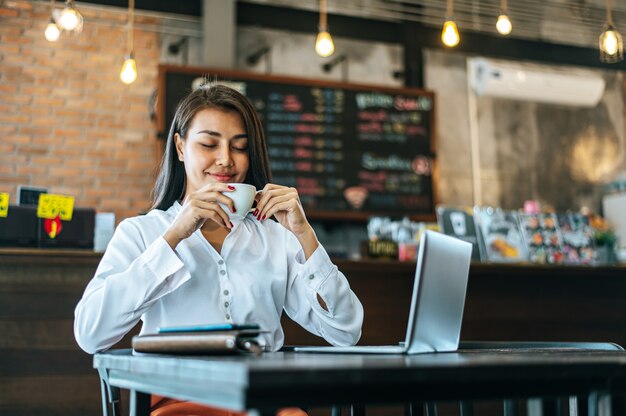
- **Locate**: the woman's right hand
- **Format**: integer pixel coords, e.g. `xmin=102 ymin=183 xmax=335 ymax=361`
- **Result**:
xmin=163 ymin=183 xmax=236 ymax=249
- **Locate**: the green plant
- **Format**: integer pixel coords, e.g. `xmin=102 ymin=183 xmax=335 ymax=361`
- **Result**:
xmin=590 ymin=214 xmax=617 ymax=247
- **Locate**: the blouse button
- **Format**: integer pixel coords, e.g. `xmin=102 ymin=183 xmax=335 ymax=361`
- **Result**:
xmin=220 ymin=270 xmax=226 ymax=276
xmin=224 ymin=301 xmax=229 ymax=308
xmin=225 ymin=314 xmax=230 ymax=320
xmin=223 ymin=290 xmax=229 ymax=296
xmin=218 ymin=260 xmax=224 ymax=265
xmin=308 ymin=274 xmax=315 ymax=280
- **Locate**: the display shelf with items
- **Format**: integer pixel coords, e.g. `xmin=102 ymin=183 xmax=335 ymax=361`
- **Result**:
xmin=603 ymin=178 xmax=626 ymax=263
xmin=364 ymin=216 xmax=438 ymax=261
xmin=556 ymin=212 xmax=596 ymax=265
xmin=589 ymin=213 xmax=618 ymax=265
xmin=436 ymin=205 xmax=482 ymax=261
xmin=434 ymin=203 xmax=619 ymax=267
xmin=473 ymin=206 xmax=528 ymax=263
xmin=518 ymin=212 xmax=564 ymax=265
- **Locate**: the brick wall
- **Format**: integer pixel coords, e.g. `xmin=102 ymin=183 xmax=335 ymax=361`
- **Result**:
xmin=0 ymin=0 xmax=162 ymax=222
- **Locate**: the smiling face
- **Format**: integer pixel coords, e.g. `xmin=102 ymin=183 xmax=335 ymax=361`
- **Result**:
xmin=175 ymin=107 xmax=250 ymax=196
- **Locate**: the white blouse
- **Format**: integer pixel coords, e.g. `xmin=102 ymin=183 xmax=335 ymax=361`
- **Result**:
xmin=74 ymin=201 xmax=364 ymax=354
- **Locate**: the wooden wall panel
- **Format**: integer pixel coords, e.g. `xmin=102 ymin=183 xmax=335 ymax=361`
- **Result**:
xmin=283 ymin=261 xmax=626 ymax=349
xmin=0 ymin=375 xmax=102 ymax=415
xmin=0 ymin=250 xmax=136 ymax=416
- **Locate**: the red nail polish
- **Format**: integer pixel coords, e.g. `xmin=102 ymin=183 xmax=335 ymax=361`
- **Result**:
xmin=232 ymin=207 xmax=236 ymax=213
xmin=230 ymin=221 xmax=234 ymax=228
xmin=253 ymin=209 xmax=258 ymax=216
xmin=262 ymin=215 xmax=266 ymax=220
xmin=228 ymin=185 xmax=235 ymax=190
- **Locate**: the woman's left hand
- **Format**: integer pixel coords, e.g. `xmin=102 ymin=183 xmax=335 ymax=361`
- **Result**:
xmin=255 ymin=184 xmax=319 ymax=259
xmin=254 ymin=184 xmax=313 ymax=237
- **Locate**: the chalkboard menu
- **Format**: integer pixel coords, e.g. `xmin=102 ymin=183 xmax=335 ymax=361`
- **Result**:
xmin=158 ymin=65 xmax=437 ymax=221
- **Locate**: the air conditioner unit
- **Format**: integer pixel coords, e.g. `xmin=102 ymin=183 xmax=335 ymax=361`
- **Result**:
xmin=468 ymin=58 xmax=605 ymax=107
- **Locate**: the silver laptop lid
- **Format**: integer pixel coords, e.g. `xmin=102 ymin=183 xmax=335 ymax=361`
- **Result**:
xmin=405 ymin=231 xmax=473 ymax=354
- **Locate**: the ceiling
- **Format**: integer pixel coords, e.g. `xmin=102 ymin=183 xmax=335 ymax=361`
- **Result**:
xmin=76 ymin=0 xmax=625 ymax=50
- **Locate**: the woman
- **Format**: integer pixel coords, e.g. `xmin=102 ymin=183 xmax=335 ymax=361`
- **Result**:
xmin=74 ymin=83 xmax=364 ymax=415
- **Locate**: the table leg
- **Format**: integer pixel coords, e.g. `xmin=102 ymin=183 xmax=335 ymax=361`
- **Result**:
xmin=588 ymin=392 xmax=613 ymax=416
xmin=460 ymin=401 xmax=474 ymax=416
xmin=527 ymin=398 xmax=542 ymax=416
xmin=403 ymin=403 xmax=437 ymax=416
xmin=130 ymin=390 xmax=151 ymax=416
xmin=350 ymin=404 xmax=365 ymax=416
xmin=404 ymin=402 xmax=424 ymax=416
xmin=597 ymin=393 xmax=612 ymax=416
xmin=609 ymin=393 xmax=626 ymax=415
xmin=527 ymin=398 xmax=560 ymax=416
xmin=503 ymin=399 xmax=518 ymax=416
xmin=568 ymin=396 xmax=578 ymax=416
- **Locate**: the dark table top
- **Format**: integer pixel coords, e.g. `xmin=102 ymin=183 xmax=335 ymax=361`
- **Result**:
xmin=94 ymin=348 xmax=626 ymax=410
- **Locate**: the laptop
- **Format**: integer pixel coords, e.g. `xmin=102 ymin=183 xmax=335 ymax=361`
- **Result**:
xmin=294 ymin=230 xmax=473 ymax=354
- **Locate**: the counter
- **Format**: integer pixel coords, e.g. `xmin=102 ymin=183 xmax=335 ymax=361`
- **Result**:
xmin=284 ymin=259 xmax=626 ymax=347
xmin=2 ymin=248 xmax=626 ymax=415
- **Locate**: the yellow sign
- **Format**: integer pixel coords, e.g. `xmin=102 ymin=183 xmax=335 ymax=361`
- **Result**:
xmin=0 ymin=192 xmax=8 ymax=218
xmin=37 ymin=194 xmax=75 ymax=221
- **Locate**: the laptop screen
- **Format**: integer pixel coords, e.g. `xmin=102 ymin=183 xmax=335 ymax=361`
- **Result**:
xmin=404 ymin=231 xmax=473 ymax=354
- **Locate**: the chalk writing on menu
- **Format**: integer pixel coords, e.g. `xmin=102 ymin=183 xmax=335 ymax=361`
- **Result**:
xmin=257 ymin=87 xmax=346 ymax=210
xmin=162 ymin=68 xmax=435 ymax=218
xmin=352 ymin=91 xmax=433 ymax=213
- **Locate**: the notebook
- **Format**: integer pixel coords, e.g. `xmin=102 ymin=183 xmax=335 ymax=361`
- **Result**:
xmin=132 ymin=329 xmax=263 ymax=355
xmin=294 ymin=230 xmax=472 ymax=355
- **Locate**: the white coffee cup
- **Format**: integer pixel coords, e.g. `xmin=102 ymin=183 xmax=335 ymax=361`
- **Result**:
xmin=220 ymin=183 xmax=256 ymax=220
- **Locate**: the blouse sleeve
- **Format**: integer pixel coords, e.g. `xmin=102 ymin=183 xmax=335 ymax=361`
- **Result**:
xmin=73 ymin=219 xmax=191 ymax=354
xmin=282 ymin=233 xmax=364 ymax=347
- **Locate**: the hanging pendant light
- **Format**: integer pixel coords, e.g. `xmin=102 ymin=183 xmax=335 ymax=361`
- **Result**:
xmin=315 ymin=0 xmax=335 ymax=57
xmin=496 ymin=0 xmax=512 ymax=35
xmin=45 ymin=19 xmax=61 ymax=42
xmin=599 ymin=0 xmax=623 ymax=63
xmin=44 ymin=0 xmax=61 ymax=42
xmin=120 ymin=53 xmax=137 ymax=84
xmin=120 ymin=0 xmax=138 ymax=84
xmin=57 ymin=0 xmax=82 ymax=32
xmin=45 ymin=18 xmax=61 ymax=42
xmin=441 ymin=0 xmax=460 ymax=47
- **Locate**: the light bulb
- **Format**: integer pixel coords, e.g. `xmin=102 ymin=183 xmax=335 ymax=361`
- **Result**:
xmin=44 ymin=19 xmax=61 ymax=42
xmin=496 ymin=14 xmax=512 ymax=35
xmin=602 ymin=29 xmax=619 ymax=56
xmin=315 ymin=30 xmax=335 ymax=57
xmin=441 ymin=20 xmax=460 ymax=47
xmin=120 ymin=55 xmax=138 ymax=84
xmin=58 ymin=6 xmax=79 ymax=31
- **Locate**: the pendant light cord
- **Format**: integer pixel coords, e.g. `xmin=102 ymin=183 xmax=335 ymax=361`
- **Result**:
xmin=447 ymin=0 xmax=453 ymax=17
xmin=127 ymin=0 xmax=135 ymax=53
xmin=319 ymin=0 xmax=327 ymax=31
xmin=607 ymin=0 xmax=613 ymax=25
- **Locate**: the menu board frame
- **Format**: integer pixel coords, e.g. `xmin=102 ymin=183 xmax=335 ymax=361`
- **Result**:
xmin=157 ymin=65 xmax=438 ymax=222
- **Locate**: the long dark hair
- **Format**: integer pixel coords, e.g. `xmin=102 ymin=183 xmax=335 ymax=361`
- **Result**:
xmin=151 ymin=83 xmax=272 ymax=211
